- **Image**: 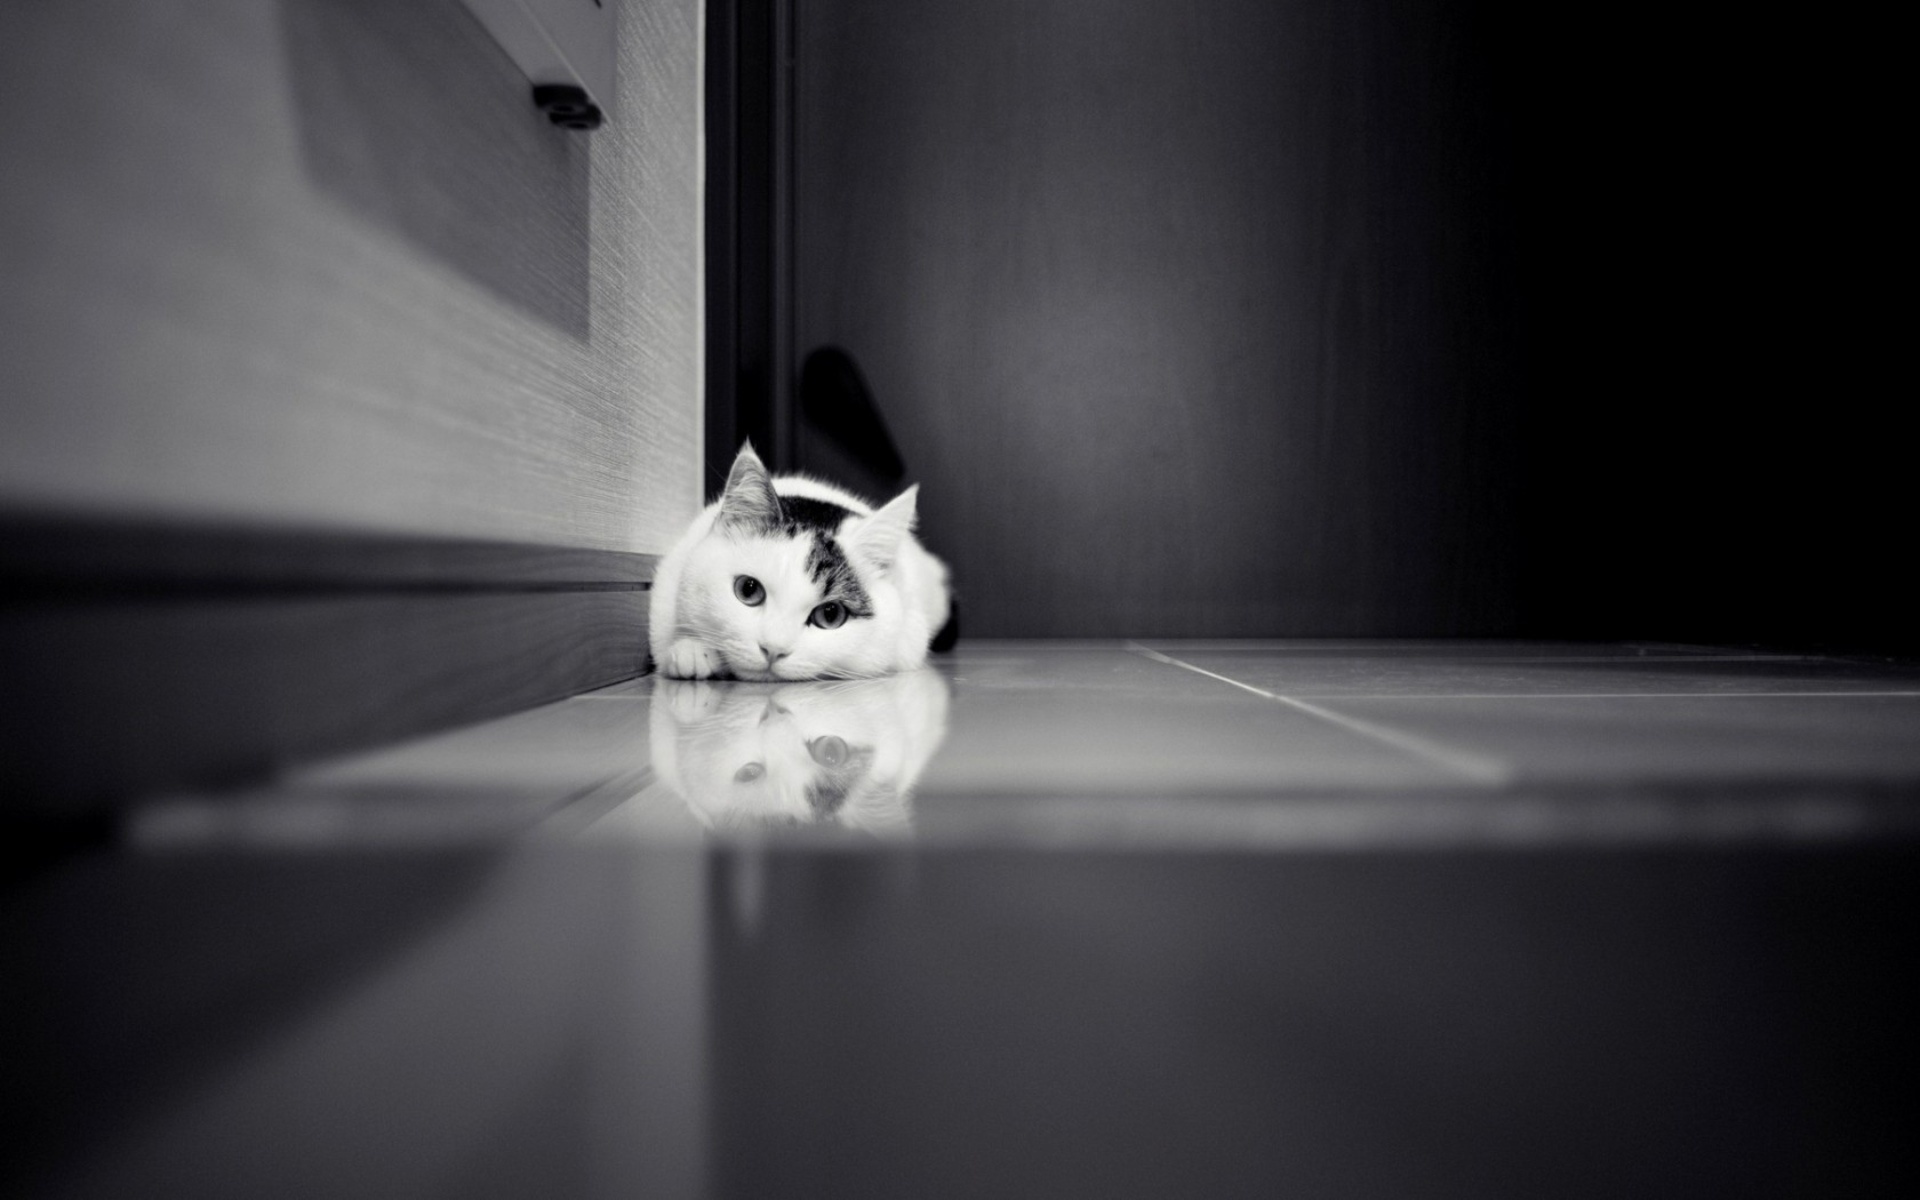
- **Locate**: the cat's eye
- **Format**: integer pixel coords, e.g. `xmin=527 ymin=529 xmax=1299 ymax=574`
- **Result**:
xmin=733 ymin=762 xmax=765 ymax=782
xmin=733 ymin=575 xmax=765 ymax=606
xmin=808 ymin=600 xmax=846 ymax=629
xmin=808 ymin=735 xmax=849 ymax=767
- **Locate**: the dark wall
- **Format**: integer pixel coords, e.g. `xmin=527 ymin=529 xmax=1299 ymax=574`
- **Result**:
xmin=1505 ymin=9 xmax=1913 ymax=652
xmin=795 ymin=0 xmax=1523 ymax=637
xmin=792 ymin=1 xmax=1911 ymax=646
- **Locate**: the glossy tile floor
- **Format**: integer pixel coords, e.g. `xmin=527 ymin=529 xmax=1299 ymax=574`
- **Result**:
xmin=7 ymin=641 xmax=1920 ymax=1197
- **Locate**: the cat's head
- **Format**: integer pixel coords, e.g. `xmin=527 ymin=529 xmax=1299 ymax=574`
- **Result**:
xmin=675 ymin=444 xmax=920 ymax=681
xmin=650 ymin=669 xmax=952 ymax=838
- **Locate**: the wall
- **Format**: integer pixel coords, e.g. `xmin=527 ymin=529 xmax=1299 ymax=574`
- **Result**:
xmin=794 ymin=0 xmax=1523 ymax=637
xmin=0 ymin=0 xmax=702 ymax=552
xmin=796 ymin=0 xmax=1912 ymax=649
xmin=1501 ymin=10 xmax=1915 ymax=652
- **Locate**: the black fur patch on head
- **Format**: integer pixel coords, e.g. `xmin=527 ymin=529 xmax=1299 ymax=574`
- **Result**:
xmin=803 ymin=535 xmax=873 ymax=617
xmin=775 ymin=494 xmax=873 ymax=618
xmin=777 ymin=495 xmax=853 ymax=534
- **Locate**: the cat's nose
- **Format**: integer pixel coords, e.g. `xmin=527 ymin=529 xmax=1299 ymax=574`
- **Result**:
xmin=759 ymin=643 xmax=789 ymax=666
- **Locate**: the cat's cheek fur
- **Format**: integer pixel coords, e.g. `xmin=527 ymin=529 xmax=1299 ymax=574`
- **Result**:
xmin=777 ymin=576 xmax=928 ymax=681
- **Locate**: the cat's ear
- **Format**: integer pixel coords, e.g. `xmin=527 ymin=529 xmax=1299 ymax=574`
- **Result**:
xmin=845 ymin=484 xmax=918 ymax=574
xmin=716 ymin=443 xmax=782 ymax=532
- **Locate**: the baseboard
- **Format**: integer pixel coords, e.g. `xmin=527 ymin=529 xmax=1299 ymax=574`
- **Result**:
xmin=1 ymin=514 xmax=654 ymax=814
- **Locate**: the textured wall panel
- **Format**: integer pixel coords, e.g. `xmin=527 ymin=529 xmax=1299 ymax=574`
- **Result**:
xmin=0 ymin=0 xmax=701 ymax=553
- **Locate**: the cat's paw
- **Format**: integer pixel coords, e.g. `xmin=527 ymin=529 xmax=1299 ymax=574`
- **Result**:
xmin=663 ymin=637 xmax=725 ymax=680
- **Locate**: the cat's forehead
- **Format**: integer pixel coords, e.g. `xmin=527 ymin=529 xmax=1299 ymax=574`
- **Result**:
xmin=712 ymin=529 xmax=819 ymax=578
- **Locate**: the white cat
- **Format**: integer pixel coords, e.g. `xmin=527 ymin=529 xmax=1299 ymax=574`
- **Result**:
xmin=648 ymin=444 xmax=953 ymax=680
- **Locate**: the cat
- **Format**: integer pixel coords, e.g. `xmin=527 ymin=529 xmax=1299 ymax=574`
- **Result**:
xmin=648 ymin=443 xmax=953 ymax=680
xmin=650 ymin=669 xmax=952 ymax=836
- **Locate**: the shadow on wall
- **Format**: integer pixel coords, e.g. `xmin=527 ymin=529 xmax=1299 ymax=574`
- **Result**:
xmin=278 ymin=0 xmax=592 ymax=340
xmin=797 ymin=346 xmax=908 ymax=505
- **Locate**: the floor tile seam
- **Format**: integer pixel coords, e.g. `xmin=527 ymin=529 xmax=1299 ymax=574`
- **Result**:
xmin=1124 ymin=643 xmax=1513 ymax=786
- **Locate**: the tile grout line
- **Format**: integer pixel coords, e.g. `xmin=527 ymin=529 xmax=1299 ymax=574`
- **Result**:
xmin=1125 ymin=643 xmax=1513 ymax=786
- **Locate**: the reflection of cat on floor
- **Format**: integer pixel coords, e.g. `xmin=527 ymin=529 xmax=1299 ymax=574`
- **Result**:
xmin=651 ymin=668 xmax=951 ymax=837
